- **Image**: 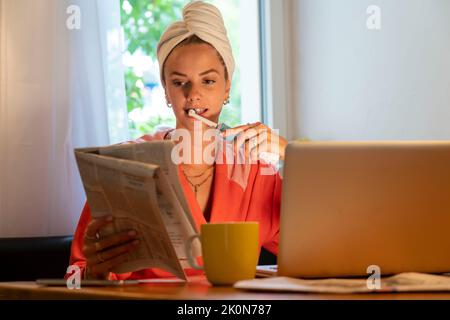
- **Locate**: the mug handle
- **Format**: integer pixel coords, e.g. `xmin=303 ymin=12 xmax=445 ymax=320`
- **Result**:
xmin=185 ymin=234 xmax=203 ymax=270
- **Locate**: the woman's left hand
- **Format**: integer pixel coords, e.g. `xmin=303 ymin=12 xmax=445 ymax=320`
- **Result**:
xmin=221 ymin=122 xmax=288 ymax=164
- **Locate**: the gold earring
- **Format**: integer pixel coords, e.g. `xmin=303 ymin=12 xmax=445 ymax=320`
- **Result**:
xmin=165 ymin=95 xmax=172 ymax=108
xmin=223 ymin=97 xmax=230 ymax=106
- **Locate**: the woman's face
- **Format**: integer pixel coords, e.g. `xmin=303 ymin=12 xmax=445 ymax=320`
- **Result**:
xmin=163 ymin=43 xmax=231 ymax=130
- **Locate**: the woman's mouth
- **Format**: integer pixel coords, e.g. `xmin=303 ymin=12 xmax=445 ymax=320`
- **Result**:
xmin=185 ymin=107 xmax=208 ymax=116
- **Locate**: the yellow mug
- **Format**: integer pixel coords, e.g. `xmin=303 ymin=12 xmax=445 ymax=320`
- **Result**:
xmin=185 ymin=222 xmax=259 ymax=286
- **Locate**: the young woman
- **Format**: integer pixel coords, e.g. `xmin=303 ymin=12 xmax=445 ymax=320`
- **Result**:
xmin=69 ymin=1 xmax=287 ymax=280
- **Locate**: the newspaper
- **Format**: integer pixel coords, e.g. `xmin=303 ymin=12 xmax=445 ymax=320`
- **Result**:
xmin=74 ymin=141 xmax=201 ymax=280
xmin=235 ymin=272 xmax=450 ymax=294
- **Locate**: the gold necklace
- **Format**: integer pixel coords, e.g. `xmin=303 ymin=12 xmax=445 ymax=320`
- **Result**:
xmin=182 ymin=165 xmax=214 ymax=178
xmin=183 ymin=169 xmax=214 ymax=198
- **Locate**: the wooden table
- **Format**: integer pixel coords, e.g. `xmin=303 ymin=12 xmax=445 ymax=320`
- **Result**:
xmin=1 ymin=277 xmax=450 ymax=300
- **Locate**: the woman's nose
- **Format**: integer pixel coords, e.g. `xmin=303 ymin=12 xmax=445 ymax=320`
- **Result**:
xmin=184 ymin=83 xmax=201 ymax=103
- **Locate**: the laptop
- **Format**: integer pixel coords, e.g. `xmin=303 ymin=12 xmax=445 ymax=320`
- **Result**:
xmin=277 ymin=141 xmax=450 ymax=278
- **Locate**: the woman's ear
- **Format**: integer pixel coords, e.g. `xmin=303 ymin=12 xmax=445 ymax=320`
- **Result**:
xmin=225 ymin=80 xmax=231 ymax=98
xmin=165 ymin=92 xmax=172 ymax=108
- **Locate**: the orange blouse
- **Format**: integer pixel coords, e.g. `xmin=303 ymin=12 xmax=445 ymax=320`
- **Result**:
xmin=69 ymin=129 xmax=282 ymax=280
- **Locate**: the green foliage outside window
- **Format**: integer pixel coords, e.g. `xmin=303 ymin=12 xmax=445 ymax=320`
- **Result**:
xmin=120 ymin=0 xmax=241 ymax=138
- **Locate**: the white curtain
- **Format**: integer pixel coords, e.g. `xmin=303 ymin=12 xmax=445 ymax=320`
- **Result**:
xmin=0 ymin=0 xmax=128 ymax=237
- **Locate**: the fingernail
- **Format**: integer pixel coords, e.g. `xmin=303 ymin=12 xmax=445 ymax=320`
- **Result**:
xmin=128 ymin=230 xmax=137 ymax=237
xmin=106 ymin=216 xmax=113 ymax=222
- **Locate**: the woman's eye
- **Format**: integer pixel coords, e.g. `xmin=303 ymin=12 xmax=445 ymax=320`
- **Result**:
xmin=172 ymin=80 xmax=186 ymax=87
xmin=203 ymin=79 xmax=216 ymax=85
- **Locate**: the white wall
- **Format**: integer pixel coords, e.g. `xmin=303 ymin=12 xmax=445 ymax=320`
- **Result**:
xmin=289 ymin=0 xmax=450 ymax=141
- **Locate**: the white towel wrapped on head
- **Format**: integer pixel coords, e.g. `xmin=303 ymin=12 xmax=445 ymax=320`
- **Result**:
xmin=157 ymin=1 xmax=235 ymax=83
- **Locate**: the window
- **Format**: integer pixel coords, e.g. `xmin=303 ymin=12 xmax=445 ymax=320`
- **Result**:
xmin=120 ymin=0 xmax=261 ymax=139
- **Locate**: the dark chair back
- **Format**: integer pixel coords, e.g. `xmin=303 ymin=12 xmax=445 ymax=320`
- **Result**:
xmin=0 ymin=236 xmax=73 ymax=281
xmin=258 ymin=247 xmax=277 ymax=265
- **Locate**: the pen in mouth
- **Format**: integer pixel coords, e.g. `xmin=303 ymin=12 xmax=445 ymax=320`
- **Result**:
xmin=188 ymin=109 xmax=218 ymax=128
xmin=187 ymin=109 xmax=233 ymax=139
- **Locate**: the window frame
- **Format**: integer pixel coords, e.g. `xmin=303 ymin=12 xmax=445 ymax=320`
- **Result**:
xmin=259 ymin=0 xmax=293 ymax=139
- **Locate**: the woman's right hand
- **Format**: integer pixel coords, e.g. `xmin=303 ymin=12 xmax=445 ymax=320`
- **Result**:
xmin=83 ymin=216 xmax=140 ymax=279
